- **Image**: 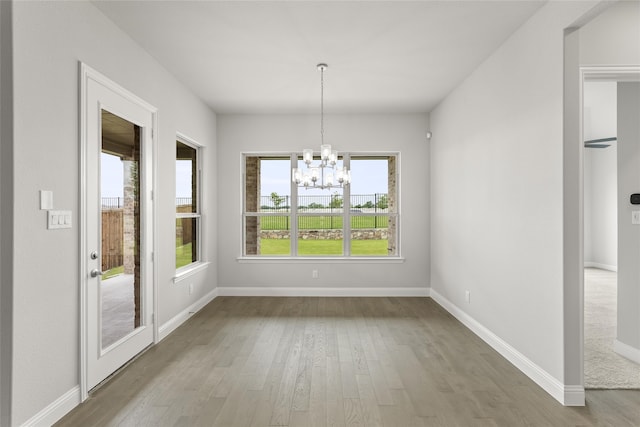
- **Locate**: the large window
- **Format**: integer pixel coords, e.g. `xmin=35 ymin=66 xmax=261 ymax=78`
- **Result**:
xmin=243 ymin=153 xmax=398 ymax=257
xmin=176 ymin=138 xmax=202 ymax=270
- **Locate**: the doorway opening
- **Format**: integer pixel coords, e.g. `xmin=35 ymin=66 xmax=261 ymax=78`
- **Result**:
xmin=582 ymin=72 xmax=640 ymax=389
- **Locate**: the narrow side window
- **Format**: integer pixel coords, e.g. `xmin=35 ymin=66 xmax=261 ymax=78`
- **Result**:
xmin=176 ymin=139 xmax=201 ymax=269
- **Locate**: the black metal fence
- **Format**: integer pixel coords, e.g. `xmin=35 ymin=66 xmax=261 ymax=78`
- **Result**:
xmin=257 ymin=193 xmax=390 ymax=230
xmin=101 ymin=197 xmax=194 ymax=209
xmin=176 ymin=197 xmax=192 ymax=206
xmin=102 ymin=194 xmax=388 ymax=229
xmin=260 ymin=193 xmax=388 ymax=212
xmin=101 ymin=197 xmax=124 ymax=209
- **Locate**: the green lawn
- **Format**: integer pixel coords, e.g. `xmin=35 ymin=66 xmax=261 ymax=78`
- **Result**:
xmin=176 ymin=242 xmax=194 ymax=269
xmin=260 ymin=239 xmax=388 ymax=256
xmin=101 ymin=265 xmax=124 ymax=280
xmin=101 ymin=241 xmax=195 ymax=280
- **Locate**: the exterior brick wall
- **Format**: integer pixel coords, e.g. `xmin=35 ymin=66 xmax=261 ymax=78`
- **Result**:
xmin=387 ymin=155 xmax=397 ymax=255
xmin=245 ymin=157 xmax=259 ymax=254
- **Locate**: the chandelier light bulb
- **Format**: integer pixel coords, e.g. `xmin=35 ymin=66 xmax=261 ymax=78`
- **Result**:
xmin=292 ymin=168 xmax=302 ymax=184
xmin=320 ymin=144 xmax=331 ymax=161
xmin=329 ymin=150 xmax=338 ymax=166
xmin=326 ymin=172 xmax=334 ymax=187
xmin=303 ymin=149 xmax=313 ymax=165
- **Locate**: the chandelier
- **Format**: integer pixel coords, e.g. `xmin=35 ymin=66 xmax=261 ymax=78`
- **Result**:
xmin=292 ymin=63 xmax=351 ymax=190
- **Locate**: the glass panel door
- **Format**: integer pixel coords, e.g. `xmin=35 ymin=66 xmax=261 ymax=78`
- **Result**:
xmin=100 ymin=110 xmax=141 ymax=349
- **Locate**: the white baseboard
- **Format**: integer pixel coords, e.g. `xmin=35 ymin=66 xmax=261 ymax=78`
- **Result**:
xmin=216 ymin=286 xmax=430 ymax=297
xmin=20 ymin=386 xmax=81 ymax=427
xmin=614 ymin=339 xmax=640 ymax=364
xmin=584 ymin=262 xmax=617 ymax=272
xmin=563 ymin=385 xmax=586 ymax=406
xmin=429 ymin=289 xmax=585 ymax=406
xmin=158 ymin=288 xmax=218 ymax=341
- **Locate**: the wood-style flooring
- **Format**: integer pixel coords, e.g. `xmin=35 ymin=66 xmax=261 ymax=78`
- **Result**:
xmin=56 ymin=297 xmax=640 ymax=426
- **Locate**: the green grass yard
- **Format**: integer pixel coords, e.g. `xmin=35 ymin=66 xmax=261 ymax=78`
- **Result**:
xmin=260 ymin=238 xmax=388 ymax=256
xmin=176 ymin=241 xmax=194 ymax=269
xmin=102 ymin=241 xmax=194 ymax=279
xmin=101 ymin=265 xmax=124 ymax=280
xmin=253 ymin=214 xmax=391 ymax=255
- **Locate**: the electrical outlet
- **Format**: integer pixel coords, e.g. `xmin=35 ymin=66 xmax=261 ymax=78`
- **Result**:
xmin=312 ymin=269 xmax=319 ymax=279
xmin=465 ymin=290 xmax=471 ymax=304
xmin=189 ymin=283 xmax=194 ymax=295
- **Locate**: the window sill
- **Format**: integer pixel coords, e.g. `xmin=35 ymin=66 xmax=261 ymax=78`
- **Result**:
xmin=237 ymin=256 xmax=405 ymax=264
xmin=173 ymin=261 xmax=210 ymax=283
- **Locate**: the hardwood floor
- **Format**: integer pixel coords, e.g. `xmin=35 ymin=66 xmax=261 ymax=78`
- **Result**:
xmin=56 ymin=297 xmax=640 ymax=426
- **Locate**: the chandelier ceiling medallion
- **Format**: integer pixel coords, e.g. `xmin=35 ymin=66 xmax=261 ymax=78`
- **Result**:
xmin=292 ymin=63 xmax=351 ymax=190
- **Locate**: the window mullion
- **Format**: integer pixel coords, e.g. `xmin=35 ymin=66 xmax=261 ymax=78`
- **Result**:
xmin=290 ymin=153 xmax=299 ymax=256
xmin=343 ymin=153 xmax=351 ymax=256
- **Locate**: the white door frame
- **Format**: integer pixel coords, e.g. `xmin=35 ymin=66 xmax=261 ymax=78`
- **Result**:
xmin=579 ymin=64 xmax=640 ymax=385
xmin=79 ymin=62 xmax=159 ymax=401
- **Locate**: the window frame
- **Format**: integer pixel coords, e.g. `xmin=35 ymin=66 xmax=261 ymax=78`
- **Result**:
xmin=241 ymin=152 xmax=402 ymax=261
xmin=174 ymin=133 xmax=209 ymax=281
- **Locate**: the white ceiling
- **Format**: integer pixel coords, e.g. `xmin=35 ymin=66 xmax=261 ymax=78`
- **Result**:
xmin=93 ymin=1 xmax=545 ymax=114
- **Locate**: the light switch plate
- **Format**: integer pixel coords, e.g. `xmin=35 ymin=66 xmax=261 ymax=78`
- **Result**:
xmin=632 ymin=211 xmax=640 ymax=225
xmin=40 ymin=190 xmax=53 ymax=210
xmin=48 ymin=210 xmax=72 ymax=229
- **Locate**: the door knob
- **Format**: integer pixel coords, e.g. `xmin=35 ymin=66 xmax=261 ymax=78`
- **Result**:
xmin=90 ymin=269 xmax=105 ymax=278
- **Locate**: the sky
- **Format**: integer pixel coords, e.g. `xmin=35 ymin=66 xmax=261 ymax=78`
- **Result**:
xmin=101 ymin=153 xmax=124 ymax=198
xmin=101 ymin=154 xmax=388 ymax=200
xmin=261 ymin=158 xmax=388 ymax=198
xmin=102 ymin=153 xmax=194 ymax=199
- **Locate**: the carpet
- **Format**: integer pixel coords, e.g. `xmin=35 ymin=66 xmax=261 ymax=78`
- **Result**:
xmin=584 ymin=268 xmax=640 ymax=389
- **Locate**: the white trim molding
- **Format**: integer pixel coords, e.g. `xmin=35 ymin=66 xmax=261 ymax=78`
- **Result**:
xmin=563 ymin=385 xmax=586 ymax=407
xmin=237 ymin=257 xmax=405 ymax=264
xmin=173 ymin=261 xmax=210 ymax=284
xmin=430 ymin=289 xmax=585 ymax=406
xmin=614 ymin=339 xmax=640 ymax=365
xmin=216 ymin=286 xmax=429 ymax=297
xmin=158 ymin=289 xmax=218 ymax=341
xmin=20 ymin=386 xmax=81 ymax=427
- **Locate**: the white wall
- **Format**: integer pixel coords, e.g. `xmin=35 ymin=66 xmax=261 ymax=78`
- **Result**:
xmin=11 ymin=2 xmax=217 ymax=425
xmin=617 ymin=81 xmax=640 ymax=353
xmin=430 ymin=0 xmax=599 ymax=403
xmin=0 ymin=1 xmax=13 ymax=425
xmin=579 ymin=1 xmax=640 ymax=66
xmin=583 ymin=82 xmax=617 ymax=270
xmin=217 ymin=114 xmax=429 ymax=291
